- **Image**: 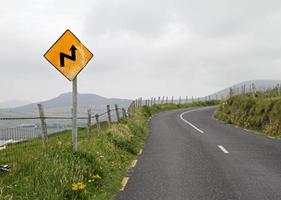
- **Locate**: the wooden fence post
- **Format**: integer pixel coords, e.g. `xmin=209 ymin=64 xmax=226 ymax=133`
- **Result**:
xmin=153 ymin=97 xmax=156 ymax=105
xmin=122 ymin=108 xmax=127 ymax=118
xmin=95 ymin=114 xmax=100 ymax=132
xmin=129 ymin=101 xmax=135 ymax=116
xmin=87 ymin=109 xmax=92 ymax=140
xmin=37 ymin=104 xmax=48 ymax=147
xmin=139 ymin=97 xmax=143 ymax=107
xmin=115 ymin=104 xmax=120 ymax=122
xmin=107 ymin=105 xmax=112 ymax=125
xmin=127 ymin=102 xmax=131 ymax=116
xmin=158 ymin=96 xmax=161 ymax=104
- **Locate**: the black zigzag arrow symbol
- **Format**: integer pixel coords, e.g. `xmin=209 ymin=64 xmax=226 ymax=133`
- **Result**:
xmin=59 ymin=45 xmax=77 ymax=67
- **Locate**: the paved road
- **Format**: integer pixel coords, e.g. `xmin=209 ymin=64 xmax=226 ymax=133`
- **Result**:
xmin=115 ymin=107 xmax=281 ymax=200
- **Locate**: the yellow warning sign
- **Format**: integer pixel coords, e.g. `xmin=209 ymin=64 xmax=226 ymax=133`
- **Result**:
xmin=44 ymin=29 xmax=93 ymax=81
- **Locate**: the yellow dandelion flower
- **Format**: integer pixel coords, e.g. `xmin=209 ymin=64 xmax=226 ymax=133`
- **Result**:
xmin=72 ymin=183 xmax=79 ymax=191
xmin=90 ymin=174 xmax=102 ymax=182
xmin=72 ymin=182 xmax=86 ymax=191
xmin=77 ymin=182 xmax=86 ymax=190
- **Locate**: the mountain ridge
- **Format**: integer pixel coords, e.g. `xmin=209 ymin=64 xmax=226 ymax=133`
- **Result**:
xmin=0 ymin=92 xmax=132 ymax=114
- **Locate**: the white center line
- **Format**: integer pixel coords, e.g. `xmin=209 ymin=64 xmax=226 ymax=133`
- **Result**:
xmin=217 ymin=145 xmax=229 ymax=154
xmin=180 ymin=109 xmax=204 ymax=133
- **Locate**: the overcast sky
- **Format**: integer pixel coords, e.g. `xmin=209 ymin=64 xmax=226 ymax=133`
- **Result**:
xmin=1 ymin=0 xmax=281 ymax=102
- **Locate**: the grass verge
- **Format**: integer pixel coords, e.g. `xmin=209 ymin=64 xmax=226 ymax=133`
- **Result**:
xmin=214 ymin=94 xmax=281 ymax=138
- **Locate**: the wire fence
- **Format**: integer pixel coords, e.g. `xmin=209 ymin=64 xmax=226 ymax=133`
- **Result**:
xmin=131 ymin=95 xmax=222 ymax=108
xmin=132 ymin=84 xmax=281 ymax=108
xmin=0 ymin=94 xmax=224 ymax=175
xmin=0 ymin=94 xmax=226 ymax=174
xmin=0 ymin=96 xmax=217 ymax=175
xmin=0 ymin=125 xmax=69 ymax=146
xmin=0 ymin=103 xmax=130 ymax=159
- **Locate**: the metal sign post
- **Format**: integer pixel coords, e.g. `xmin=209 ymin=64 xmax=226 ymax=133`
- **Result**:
xmin=72 ymin=77 xmax=78 ymax=151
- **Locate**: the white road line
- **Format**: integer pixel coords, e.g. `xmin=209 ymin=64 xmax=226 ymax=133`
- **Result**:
xmin=120 ymin=177 xmax=129 ymax=191
xmin=180 ymin=109 xmax=205 ymax=133
xmin=130 ymin=160 xmax=138 ymax=168
xmin=217 ymin=145 xmax=229 ymax=154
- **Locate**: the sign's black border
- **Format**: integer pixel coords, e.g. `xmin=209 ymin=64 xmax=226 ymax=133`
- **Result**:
xmin=43 ymin=29 xmax=94 ymax=81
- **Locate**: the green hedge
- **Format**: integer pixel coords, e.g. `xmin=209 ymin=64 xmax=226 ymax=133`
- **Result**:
xmin=214 ymin=94 xmax=281 ymax=137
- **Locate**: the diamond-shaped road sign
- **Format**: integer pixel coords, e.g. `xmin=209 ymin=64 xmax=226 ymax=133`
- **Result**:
xmin=44 ymin=29 xmax=93 ymax=81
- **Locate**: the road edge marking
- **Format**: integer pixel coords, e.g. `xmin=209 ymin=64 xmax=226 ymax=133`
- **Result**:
xmin=130 ymin=160 xmax=138 ymax=168
xmin=120 ymin=177 xmax=129 ymax=191
xmin=180 ymin=109 xmax=204 ymax=133
xmin=217 ymin=145 xmax=229 ymax=154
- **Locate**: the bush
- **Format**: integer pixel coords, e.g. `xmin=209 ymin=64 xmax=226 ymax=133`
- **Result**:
xmin=214 ymin=95 xmax=281 ymax=137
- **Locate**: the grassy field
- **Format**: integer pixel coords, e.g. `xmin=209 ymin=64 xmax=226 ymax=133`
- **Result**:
xmin=214 ymin=94 xmax=281 ymax=138
xmin=0 ymin=101 xmax=219 ymax=200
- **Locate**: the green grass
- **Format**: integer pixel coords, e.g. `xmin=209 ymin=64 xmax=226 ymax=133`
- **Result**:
xmin=214 ymin=94 xmax=281 ymax=138
xmin=0 ymin=101 xmax=219 ymax=200
xmin=0 ymin=111 xmax=147 ymax=200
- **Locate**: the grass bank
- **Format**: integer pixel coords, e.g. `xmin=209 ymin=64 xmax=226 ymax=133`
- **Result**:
xmin=0 ymin=100 xmax=219 ymax=200
xmin=214 ymin=94 xmax=281 ymax=138
xmin=0 ymin=109 xmax=147 ymax=200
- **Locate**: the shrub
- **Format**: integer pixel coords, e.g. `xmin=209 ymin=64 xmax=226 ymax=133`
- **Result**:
xmin=214 ymin=95 xmax=281 ymax=137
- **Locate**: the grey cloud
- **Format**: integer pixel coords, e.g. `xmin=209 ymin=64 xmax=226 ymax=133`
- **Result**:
xmin=1 ymin=0 xmax=281 ymax=102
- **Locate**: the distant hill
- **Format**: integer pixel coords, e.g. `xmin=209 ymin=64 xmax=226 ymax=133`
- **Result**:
xmin=0 ymin=92 xmax=132 ymax=118
xmin=208 ymin=80 xmax=281 ymax=99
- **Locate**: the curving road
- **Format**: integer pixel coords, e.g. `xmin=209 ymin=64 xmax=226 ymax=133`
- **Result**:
xmin=115 ymin=107 xmax=281 ymax=200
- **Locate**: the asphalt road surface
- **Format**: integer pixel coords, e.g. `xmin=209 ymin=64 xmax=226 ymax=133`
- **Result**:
xmin=115 ymin=107 xmax=281 ymax=200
